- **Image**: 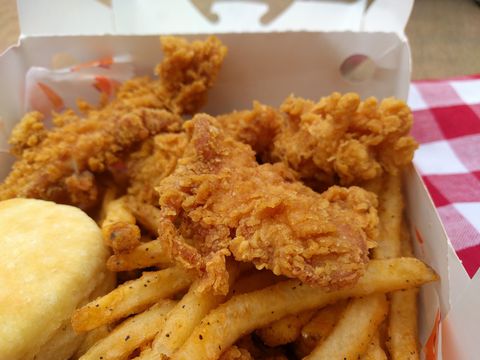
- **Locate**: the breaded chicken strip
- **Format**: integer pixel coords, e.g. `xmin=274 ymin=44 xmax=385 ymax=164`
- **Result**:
xmin=0 ymin=36 xmax=226 ymax=209
xmin=155 ymin=115 xmax=378 ymax=294
xmin=1 ymin=108 xmax=181 ymax=209
xmin=117 ymin=35 xmax=228 ymax=208
xmin=158 ymin=36 xmax=228 ymax=115
xmin=126 ymin=133 xmax=188 ymax=206
xmin=217 ymin=93 xmax=418 ymax=186
xmin=216 ymin=101 xmax=283 ymax=158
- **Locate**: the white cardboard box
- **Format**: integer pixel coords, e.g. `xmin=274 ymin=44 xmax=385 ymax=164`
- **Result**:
xmin=0 ymin=1 xmax=477 ymax=358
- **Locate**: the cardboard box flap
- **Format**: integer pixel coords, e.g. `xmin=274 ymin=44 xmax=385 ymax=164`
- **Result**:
xmin=0 ymin=46 xmax=26 ymax=179
xmin=17 ymin=0 xmax=115 ymax=36
xmin=404 ymin=165 xmax=450 ymax=314
xmin=18 ymin=0 xmax=413 ymax=37
xmin=111 ymin=0 xmax=367 ymax=34
xmin=442 ymin=269 xmax=480 ymax=360
xmin=17 ymin=0 xmax=367 ymax=36
xmin=10 ymin=32 xmax=411 ymax=112
xmin=447 ymin=241 xmax=471 ymax=309
xmin=362 ymin=0 xmax=414 ymax=36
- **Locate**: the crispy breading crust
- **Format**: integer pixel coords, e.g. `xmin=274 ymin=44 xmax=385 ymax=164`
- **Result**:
xmin=217 ymin=93 xmax=418 ymax=186
xmin=156 ymin=115 xmax=378 ymax=294
xmin=0 ymin=36 xmax=227 ymax=210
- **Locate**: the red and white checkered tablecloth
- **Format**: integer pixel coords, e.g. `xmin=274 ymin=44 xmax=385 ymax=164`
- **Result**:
xmin=408 ymin=74 xmax=480 ymax=278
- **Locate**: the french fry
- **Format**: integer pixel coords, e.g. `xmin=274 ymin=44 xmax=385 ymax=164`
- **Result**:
xmin=235 ymin=334 xmax=288 ymax=359
xmin=228 ymin=270 xmax=279 ymax=297
xmin=305 ymin=294 xmax=388 ymax=359
xmin=73 ymin=272 xmax=117 ymax=357
xmin=387 ymin=220 xmax=419 ymax=360
xmin=360 ymin=331 xmax=387 ymax=360
xmin=105 ymin=222 xmax=142 ymax=253
xmin=317 ymin=175 xmax=401 ymax=359
xmin=360 ymin=176 xmax=384 ymax=196
xmin=74 ymin=326 xmax=111 ymax=359
xmin=388 ymin=288 xmax=419 ymax=360
xmin=370 ymin=175 xmax=419 ymax=359
xmin=72 ymin=267 xmax=193 ymax=332
xmin=377 ymin=320 xmax=389 ymax=352
xmin=373 ymin=174 xmax=403 ymax=260
xmin=294 ymin=302 xmax=346 ymax=358
xmin=107 ymin=239 xmax=171 ymax=272
xmin=98 ymin=185 xmax=120 ymax=225
xmin=79 ymin=300 xmax=176 ymax=360
xmin=256 ymin=310 xmax=315 ymax=347
xmin=138 ymin=263 xmax=241 ymax=359
xmin=370 ymin=176 xmax=419 ymax=359
xmin=171 ymin=258 xmax=437 ymax=360
xmin=400 ymin=216 xmax=415 ymax=258
xmin=128 ymin=199 xmax=163 ymax=235
xmin=102 ymin=197 xmax=136 ymax=229
xmin=102 ymin=196 xmax=141 ymax=252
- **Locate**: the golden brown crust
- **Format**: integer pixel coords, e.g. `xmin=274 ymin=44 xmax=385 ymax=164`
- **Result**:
xmin=0 ymin=36 xmax=227 ymax=210
xmin=157 ymin=36 xmax=228 ymax=115
xmin=8 ymin=111 xmax=46 ymax=157
xmin=127 ymin=133 xmax=189 ymax=206
xmin=155 ymin=115 xmax=378 ymax=293
xmin=0 ymin=109 xmax=181 ymax=209
xmin=217 ymin=101 xmax=283 ymax=158
xmin=217 ymin=93 xmax=418 ymax=186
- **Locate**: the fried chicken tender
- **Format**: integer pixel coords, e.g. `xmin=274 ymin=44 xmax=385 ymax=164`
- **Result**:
xmin=7 ymin=111 xmax=47 ymax=157
xmin=108 ymin=134 xmax=187 ymax=250
xmin=217 ymin=92 xmax=418 ymax=185
xmin=126 ymin=133 xmax=188 ymax=206
xmin=119 ymin=35 xmax=227 ymax=208
xmin=0 ymin=107 xmax=181 ymax=209
xmin=217 ymin=101 xmax=283 ymax=157
xmin=0 ymin=36 xmax=227 ymax=209
xmin=158 ymin=36 xmax=228 ymax=115
xmin=156 ymin=114 xmax=378 ymax=294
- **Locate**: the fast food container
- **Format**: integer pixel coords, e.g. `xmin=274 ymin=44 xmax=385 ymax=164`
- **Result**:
xmin=0 ymin=1 xmax=477 ymax=358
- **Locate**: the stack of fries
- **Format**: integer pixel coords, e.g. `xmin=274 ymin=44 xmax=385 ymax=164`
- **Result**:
xmin=72 ymin=174 xmax=437 ymax=360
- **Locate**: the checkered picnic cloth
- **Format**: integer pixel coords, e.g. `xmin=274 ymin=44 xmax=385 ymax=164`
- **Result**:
xmin=408 ymin=74 xmax=480 ymax=278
